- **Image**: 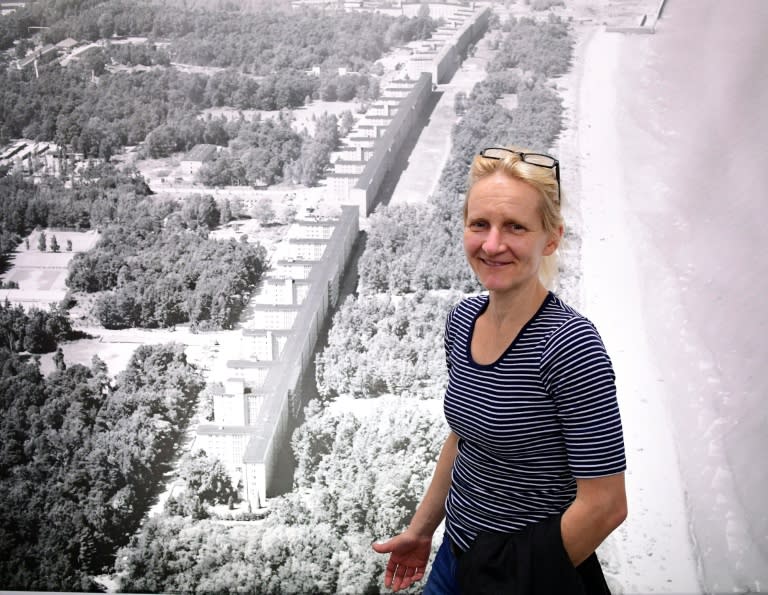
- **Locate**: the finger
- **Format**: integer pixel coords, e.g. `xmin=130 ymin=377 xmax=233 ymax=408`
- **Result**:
xmin=391 ymin=563 xmax=407 ymax=592
xmin=403 ymin=566 xmax=427 ymax=590
xmin=383 ymin=561 xmax=396 ymax=588
xmin=372 ymin=539 xmax=392 ymax=554
xmin=399 ymin=566 xmax=417 ymax=590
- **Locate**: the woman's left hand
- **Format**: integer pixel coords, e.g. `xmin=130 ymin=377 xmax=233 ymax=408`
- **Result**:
xmin=372 ymin=530 xmax=432 ymax=592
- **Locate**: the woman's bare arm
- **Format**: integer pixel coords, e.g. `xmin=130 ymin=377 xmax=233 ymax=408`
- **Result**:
xmin=560 ymin=472 xmax=628 ymax=566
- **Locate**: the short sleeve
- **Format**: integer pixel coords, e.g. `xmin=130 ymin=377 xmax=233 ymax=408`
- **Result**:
xmin=540 ymin=317 xmax=626 ymax=478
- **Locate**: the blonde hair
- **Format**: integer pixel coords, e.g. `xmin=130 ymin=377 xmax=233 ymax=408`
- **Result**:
xmin=464 ymin=146 xmax=564 ymax=287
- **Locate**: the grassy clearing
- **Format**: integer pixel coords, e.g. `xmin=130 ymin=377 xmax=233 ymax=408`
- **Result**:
xmin=1 ymin=229 xmax=100 ymax=308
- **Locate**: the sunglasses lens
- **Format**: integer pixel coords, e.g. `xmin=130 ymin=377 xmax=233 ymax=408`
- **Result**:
xmin=481 ymin=148 xmax=510 ymax=160
xmin=523 ymin=154 xmax=557 ymax=168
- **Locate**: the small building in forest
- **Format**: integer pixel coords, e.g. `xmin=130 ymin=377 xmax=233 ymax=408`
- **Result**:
xmin=181 ymin=144 xmax=219 ymax=176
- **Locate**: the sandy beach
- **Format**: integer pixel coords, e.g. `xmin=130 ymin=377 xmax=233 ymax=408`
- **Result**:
xmin=572 ymin=2 xmax=768 ymax=592
xmin=564 ymin=25 xmax=699 ymax=593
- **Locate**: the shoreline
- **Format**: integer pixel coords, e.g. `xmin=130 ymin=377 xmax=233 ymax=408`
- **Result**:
xmin=572 ymin=27 xmax=701 ymax=593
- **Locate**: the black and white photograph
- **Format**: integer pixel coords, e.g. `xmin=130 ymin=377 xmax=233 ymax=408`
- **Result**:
xmin=0 ymin=0 xmax=766 ymax=593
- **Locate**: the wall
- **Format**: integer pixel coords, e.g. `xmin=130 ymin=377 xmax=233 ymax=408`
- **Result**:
xmin=433 ymin=7 xmax=490 ymax=83
xmin=347 ymin=73 xmax=433 ymax=218
xmin=242 ymin=206 xmax=359 ymax=505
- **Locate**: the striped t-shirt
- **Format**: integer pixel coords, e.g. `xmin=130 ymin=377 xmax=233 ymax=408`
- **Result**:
xmin=443 ymin=292 xmax=626 ymax=551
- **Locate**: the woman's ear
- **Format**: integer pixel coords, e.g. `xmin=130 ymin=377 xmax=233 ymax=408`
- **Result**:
xmin=543 ymin=224 xmax=564 ymax=256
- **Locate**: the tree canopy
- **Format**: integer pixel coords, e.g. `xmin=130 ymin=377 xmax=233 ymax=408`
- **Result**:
xmin=0 ymin=343 xmax=204 ymax=590
xmin=0 ymin=299 xmax=73 ymax=353
xmin=316 ymin=291 xmax=463 ymax=401
xmin=67 ymin=218 xmax=267 ymax=330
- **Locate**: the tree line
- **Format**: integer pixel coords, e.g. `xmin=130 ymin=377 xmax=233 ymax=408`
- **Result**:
xmin=0 ymin=162 xmax=268 ymax=330
xmin=0 ymin=343 xmax=205 ymax=591
xmin=0 ymin=164 xmax=150 ymax=267
xmin=191 ymin=115 xmax=302 ymax=187
xmin=316 ymin=290 xmax=464 ymax=402
xmin=0 ymin=63 xmax=361 ymax=176
xmin=2 ymin=0 xmax=438 ymax=68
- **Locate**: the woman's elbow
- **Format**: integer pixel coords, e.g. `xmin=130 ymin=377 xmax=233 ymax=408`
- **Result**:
xmin=607 ymin=494 xmax=628 ymax=531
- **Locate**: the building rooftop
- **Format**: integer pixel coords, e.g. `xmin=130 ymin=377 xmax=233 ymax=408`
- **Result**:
xmin=56 ymin=38 xmax=78 ymax=49
xmin=242 ymin=328 xmax=292 ymax=337
xmin=288 ymin=238 xmax=328 ymax=245
xmin=226 ymin=359 xmax=278 ymax=369
xmin=250 ymin=303 xmax=303 ymax=311
xmin=276 ymin=257 xmax=321 ymax=265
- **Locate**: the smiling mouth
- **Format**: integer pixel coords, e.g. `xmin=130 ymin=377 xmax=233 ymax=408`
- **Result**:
xmin=479 ymin=258 xmax=513 ymax=267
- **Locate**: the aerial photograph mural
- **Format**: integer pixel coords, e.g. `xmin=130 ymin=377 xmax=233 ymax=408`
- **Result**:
xmin=0 ymin=0 xmax=765 ymax=593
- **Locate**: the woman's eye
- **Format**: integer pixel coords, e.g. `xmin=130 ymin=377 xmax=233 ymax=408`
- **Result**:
xmin=468 ymin=221 xmax=487 ymax=230
xmin=507 ymin=223 xmax=526 ymax=233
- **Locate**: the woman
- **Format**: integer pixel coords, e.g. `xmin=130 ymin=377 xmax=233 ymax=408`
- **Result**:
xmin=373 ymin=146 xmax=627 ymax=594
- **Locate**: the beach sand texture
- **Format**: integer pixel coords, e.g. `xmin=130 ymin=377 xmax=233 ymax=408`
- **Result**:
xmin=576 ymin=1 xmax=768 ymax=592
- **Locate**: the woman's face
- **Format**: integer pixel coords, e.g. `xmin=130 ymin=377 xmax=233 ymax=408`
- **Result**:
xmin=463 ymin=171 xmax=560 ymax=295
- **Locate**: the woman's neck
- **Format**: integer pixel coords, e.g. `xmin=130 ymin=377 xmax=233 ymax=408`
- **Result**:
xmin=485 ymin=282 xmax=549 ymax=329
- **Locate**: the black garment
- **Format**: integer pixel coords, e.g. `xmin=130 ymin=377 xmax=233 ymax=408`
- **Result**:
xmin=455 ymin=514 xmax=612 ymax=595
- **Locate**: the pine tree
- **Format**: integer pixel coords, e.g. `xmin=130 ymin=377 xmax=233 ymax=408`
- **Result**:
xmin=53 ymin=347 xmax=66 ymax=371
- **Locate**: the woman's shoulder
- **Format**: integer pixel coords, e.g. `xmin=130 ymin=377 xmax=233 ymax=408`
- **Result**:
xmin=448 ymin=293 xmax=488 ymax=320
xmin=537 ymin=294 xmax=604 ymax=341
xmin=539 ymin=294 xmax=609 ymax=355
xmin=541 ymin=293 xmax=591 ymax=325
xmin=444 ymin=294 xmax=488 ymax=339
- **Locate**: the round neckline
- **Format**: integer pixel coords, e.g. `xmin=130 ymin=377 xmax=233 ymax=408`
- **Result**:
xmin=465 ymin=291 xmax=554 ymax=369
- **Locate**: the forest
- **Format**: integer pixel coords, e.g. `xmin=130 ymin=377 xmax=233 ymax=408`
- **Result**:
xmin=115 ymin=399 xmax=448 ymax=594
xmin=0 ymin=0 xmax=437 ymax=159
xmin=0 ymin=299 xmax=74 ymax=353
xmin=65 ymin=193 xmax=267 ymax=329
xmin=193 ymin=111 xmax=347 ymax=188
xmin=0 ymin=160 xmax=269 ymax=330
xmin=0 ymin=164 xmax=151 ymax=268
xmin=315 ymin=290 xmax=464 ymax=401
xmin=0 ymin=343 xmax=205 ymax=591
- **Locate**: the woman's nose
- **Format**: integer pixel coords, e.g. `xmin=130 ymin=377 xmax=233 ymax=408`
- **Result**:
xmin=482 ymin=227 xmax=505 ymax=254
